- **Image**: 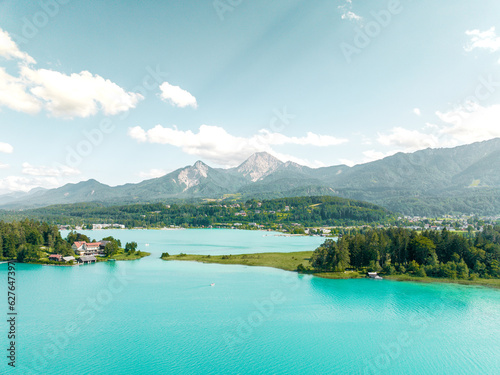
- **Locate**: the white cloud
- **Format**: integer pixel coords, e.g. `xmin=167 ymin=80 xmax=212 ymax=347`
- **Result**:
xmin=362 ymin=149 xmax=399 ymax=163
xmin=128 ymin=126 xmax=147 ymax=142
xmin=128 ymin=124 xmax=347 ymax=166
xmin=339 ymin=158 xmax=355 ymax=167
xmin=268 ymin=151 xmax=326 ymax=169
xmin=341 ymin=11 xmax=362 ymax=22
xmin=21 ymin=67 xmax=143 ymax=118
xmin=465 ymin=27 xmax=500 ymax=52
xmin=369 ymin=102 xmax=500 ymax=164
xmin=0 ymin=163 xmax=81 ymax=194
xmin=0 ymin=68 xmax=42 ymax=114
xmin=0 ymin=162 xmax=8 ymax=169
xmin=0 ymin=28 xmax=35 ymax=64
xmin=413 ymin=108 xmax=421 ymax=116
xmin=340 ymin=149 xmax=399 ymax=167
xmin=339 ymin=0 xmax=362 ymax=23
xmin=139 ymin=168 xmax=168 ymax=179
xmin=0 ymin=175 xmax=60 ymax=194
xmin=0 ymin=28 xmax=143 ymax=118
xmin=21 ymin=162 xmax=81 ymax=177
xmin=436 ymin=103 xmax=500 ymax=143
xmin=377 ymin=127 xmax=439 ymax=151
xmin=159 ymin=82 xmax=197 ymax=108
xmin=0 ymin=142 xmax=13 ymax=153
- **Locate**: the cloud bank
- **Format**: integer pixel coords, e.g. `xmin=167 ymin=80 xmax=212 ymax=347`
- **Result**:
xmin=465 ymin=27 xmax=500 ymax=53
xmin=128 ymin=124 xmax=347 ymax=167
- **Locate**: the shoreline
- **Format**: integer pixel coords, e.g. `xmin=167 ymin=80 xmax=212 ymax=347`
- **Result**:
xmin=60 ymin=227 xmax=330 ymax=238
xmin=162 ymin=252 xmax=500 ymax=289
xmin=2 ymin=252 xmax=151 ymax=266
xmin=382 ymin=274 xmax=500 ymax=289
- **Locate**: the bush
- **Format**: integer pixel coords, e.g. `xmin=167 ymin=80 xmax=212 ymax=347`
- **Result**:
xmin=382 ymin=263 xmax=396 ymax=275
xmin=367 ymin=260 xmax=382 ymax=272
xmin=161 ymin=252 xmax=170 ymax=258
xmin=407 ymin=260 xmax=420 ymax=274
xmin=297 ymin=264 xmax=306 ymax=273
xmin=415 ymin=267 xmax=427 ymax=277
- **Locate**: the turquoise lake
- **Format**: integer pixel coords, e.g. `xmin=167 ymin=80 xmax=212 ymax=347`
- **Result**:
xmin=1 ymin=229 xmax=500 ymax=374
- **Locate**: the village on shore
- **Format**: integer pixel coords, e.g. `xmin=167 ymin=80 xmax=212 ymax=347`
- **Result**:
xmin=58 ymin=214 xmax=499 ymax=237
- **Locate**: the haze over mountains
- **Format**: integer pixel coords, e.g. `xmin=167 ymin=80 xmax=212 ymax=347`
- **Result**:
xmin=2 ymin=138 xmax=500 ymax=215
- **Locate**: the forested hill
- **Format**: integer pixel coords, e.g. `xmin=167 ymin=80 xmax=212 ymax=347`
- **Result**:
xmin=0 ymin=196 xmax=394 ymax=228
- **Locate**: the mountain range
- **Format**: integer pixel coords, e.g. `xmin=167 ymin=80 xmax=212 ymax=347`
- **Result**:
xmin=2 ymin=138 xmax=500 ymax=215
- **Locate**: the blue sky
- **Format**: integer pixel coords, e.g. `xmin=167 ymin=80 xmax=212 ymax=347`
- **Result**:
xmin=1 ymin=0 xmax=500 ymax=193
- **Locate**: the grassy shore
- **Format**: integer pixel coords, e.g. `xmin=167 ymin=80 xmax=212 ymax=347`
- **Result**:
xmin=109 ymin=250 xmax=150 ymax=261
xmin=163 ymin=251 xmax=500 ymax=288
xmin=163 ymin=251 xmax=313 ymax=272
xmin=313 ymin=271 xmax=363 ymax=279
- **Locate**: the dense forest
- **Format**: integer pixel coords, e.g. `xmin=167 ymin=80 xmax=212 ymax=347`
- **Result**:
xmin=0 ymin=219 xmax=73 ymax=262
xmin=310 ymin=226 xmax=500 ymax=279
xmin=0 ymin=196 xmax=394 ymax=228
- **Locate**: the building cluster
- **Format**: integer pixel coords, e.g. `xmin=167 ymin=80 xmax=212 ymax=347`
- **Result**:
xmin=48 ymin=240 xmax=110 ymax=265
xmin=48 ymin=254 xmax=75 ymax=263
xmin=48 ymin=253 xmax=96 ymax=264
xmin=71 ymin=241 xmax=110 ymax=256
xmin=92 ymin=224 xmax=126 ymax=230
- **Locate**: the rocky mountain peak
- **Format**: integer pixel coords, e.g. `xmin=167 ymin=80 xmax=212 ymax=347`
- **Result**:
xmin=176 ymin=161 xmax=210 ymax=191
xmin=236 ymin=152 xmax=284 ymax=182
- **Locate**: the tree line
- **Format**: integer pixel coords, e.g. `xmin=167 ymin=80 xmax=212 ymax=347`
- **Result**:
xmin=0 ymin=219 xmax=138 ymax=263
xmin=311 ymin=226 xmax=500 ymax=279
xmin=0 ymin=196 xmax=394 ymax=228
xmin=0 ymin=219 xmax=72 ymax=262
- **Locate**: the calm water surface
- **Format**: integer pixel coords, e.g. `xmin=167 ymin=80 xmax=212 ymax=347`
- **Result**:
xmin=1 ymin=229 xmax=499 ymax=374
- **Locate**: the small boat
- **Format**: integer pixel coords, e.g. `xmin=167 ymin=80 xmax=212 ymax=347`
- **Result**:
xmin=210 ymin=283 xmax=215 ymax=287
xmin=145 ymin=243 xmax=149 ymax=246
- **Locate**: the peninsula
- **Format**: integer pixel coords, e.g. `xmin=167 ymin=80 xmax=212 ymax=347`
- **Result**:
xmin=162 ymin=225 xmax=500 ymax=289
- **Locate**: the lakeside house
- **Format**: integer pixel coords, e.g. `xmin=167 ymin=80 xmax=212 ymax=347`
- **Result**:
xmin=49 ymin=254 xmax=62 ymax=262
xmin=78 ymin=255 xmax=97 ymax=264
xmin=72 ymin=241 xmax=109 ymax=256
xmin=62 ymin=256 xmax=75 ymax=263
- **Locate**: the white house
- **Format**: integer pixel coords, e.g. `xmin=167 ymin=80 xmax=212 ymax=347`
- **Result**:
xmin=71 ymin=241 xmax=106 ymax=256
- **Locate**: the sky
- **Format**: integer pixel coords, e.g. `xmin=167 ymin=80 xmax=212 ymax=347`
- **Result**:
xmin=1 ymin=0 xmax=500 ymax=194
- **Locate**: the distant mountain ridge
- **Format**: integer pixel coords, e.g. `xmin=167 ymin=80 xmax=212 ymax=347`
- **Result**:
xmin=2 ymin=138 xmax=500 ymax=215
